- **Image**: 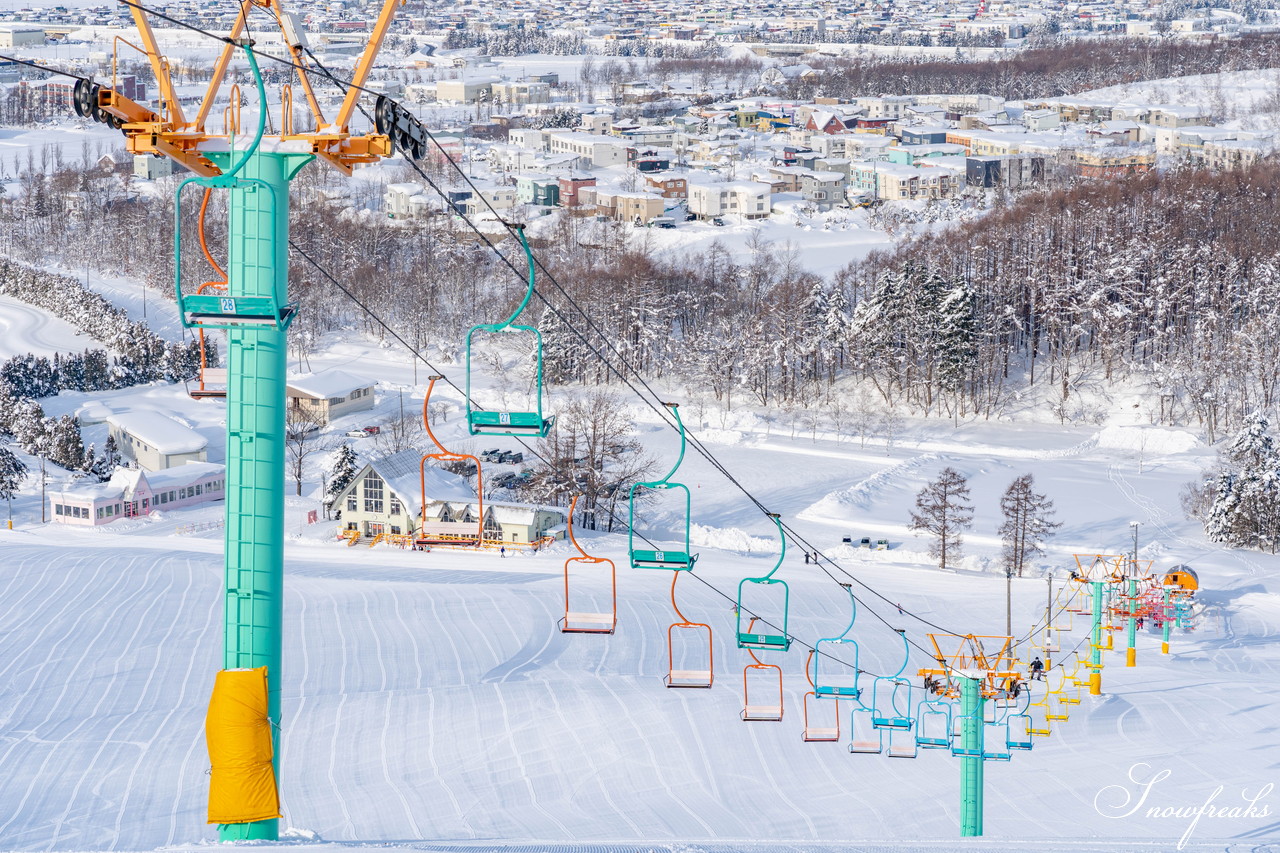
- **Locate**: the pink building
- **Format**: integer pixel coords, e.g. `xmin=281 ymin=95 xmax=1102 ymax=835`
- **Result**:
xmin=50 ymin=462 xmax=226 ymax=526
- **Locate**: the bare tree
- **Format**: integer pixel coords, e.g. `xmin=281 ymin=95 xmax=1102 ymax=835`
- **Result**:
xmin=285 ymin=408 xmax=329 ymax=497
xmin=526 ymin=390 xmax=652 ymax=531
xmin=998 ymin=473 xmax=1062 ymax=578
xmin=374 ymin=411 xmax=424 ymax=455
xmin=909 ymin=467 xmax=973 ymax=569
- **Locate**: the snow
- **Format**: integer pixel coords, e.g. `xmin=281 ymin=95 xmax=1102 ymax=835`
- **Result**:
xmin=1 ymin=315 xmax=1278 ymax=852
xmin=106 ymin=410 xmax=208 ymax=454
xmin=287 ymin=369 xmax=373 ymax=400
xmin=1096 ymin=426 xmax=1201 ymax=455
xmin=0 ymin=294 xmax=97 ymax=359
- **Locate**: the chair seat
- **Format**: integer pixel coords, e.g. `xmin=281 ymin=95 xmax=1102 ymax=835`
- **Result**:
xmin=737 ymin=631 xmax=790 ymax=650
xmin=741 ymin=705 xmax=783 ymax=721
xmin=803 ymin=727 xmax=840 ymax=741
xmin=469 ymin=411 xmax=554 ymax=436
xmin=666 ymin=669 xmax=712 ymax=688
xmin=632 ymin=549 xmax=695 ymax=570
xmin=562 ymin=612 xmax=616 ymax=633
xmin=872 ymin=716 xmax=913 ymax=730
xmin=815 ymin=685 xmax=860 ymax=697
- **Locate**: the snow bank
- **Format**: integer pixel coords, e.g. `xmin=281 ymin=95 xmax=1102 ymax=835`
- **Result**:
xmin=1097 ymin=426 xmax=1200 ymax=455
xmin=799 ymin=453 xmax=940 ymax=520
xmin=690 ymin=523 xmax=779 ymax=554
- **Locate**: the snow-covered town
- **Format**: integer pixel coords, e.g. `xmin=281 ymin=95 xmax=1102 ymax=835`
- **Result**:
xmin=1 ymin=2 xmax=1279 ymax=852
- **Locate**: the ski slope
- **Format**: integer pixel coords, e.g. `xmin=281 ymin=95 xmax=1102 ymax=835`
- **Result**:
xmin=2 ymin=411 xmax=1278 ymax=852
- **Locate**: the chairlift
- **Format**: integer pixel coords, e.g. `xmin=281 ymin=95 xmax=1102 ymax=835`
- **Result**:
xmin=664 ymin=572 xmax=712 ymax=688
xmin=870 ymin=630 xmax=914 ymax=730
xmin=915 ymin=697 xmax=953 ymax=749
xmin=812 ymin=583 xmax=862 ymax=699
xmin=983 ymin=720 xmax=1013 ymax=761
xmin=946 ymin=696 xmax=986 ymax=758
xmin=736 ymin=513 xmax=791 ymax=652
xmin=848 ymin=706 xmax=883 ymax=754
xmin=801 ymin=651 xmax=840 ymax=742
xmin=885 ymin=724 xmax=918 ymax=759
xmin=1006 ymin=712 xmax=1035 ymax=750
xmin=415 ymin=376 xmax=484 ymax=548
xmin=560 ymin=495 xmax=617 ymax=634
xmin=740 ymin=620 xmax=783 ymax=722
xmin=1043 ymin=668 xmax=1070 ymax=722
xmin=464 ymin=225 xmax=554 ymax=437
xmin=629 ymin=403 xmax=697 ymax=570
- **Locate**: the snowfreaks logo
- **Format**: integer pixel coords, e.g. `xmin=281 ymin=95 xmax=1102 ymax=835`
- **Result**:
xmin=1094 ymin=762 xmax=1274 ymax=849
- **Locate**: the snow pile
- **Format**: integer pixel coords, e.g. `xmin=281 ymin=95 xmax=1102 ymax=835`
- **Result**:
xmin=690 ymin=522 xmax=779 ymax=554
xmin=1097 ymin=426 xmax=1200 ymax=455
xmin=799 ymin=453 xmax=940 ymax=519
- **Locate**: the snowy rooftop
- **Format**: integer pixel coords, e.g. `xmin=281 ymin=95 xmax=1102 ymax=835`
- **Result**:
xmin=107 ymin=411 xmax=207 ymax=455
xmin=287 ymin=369 xmax=372 ymax=401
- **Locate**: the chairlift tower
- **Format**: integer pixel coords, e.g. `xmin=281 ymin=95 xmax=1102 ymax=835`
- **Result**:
xmin=86 ymin=0 xmax=406 ymax=839
xmin=918 ymin=634 xmax=1019 ymax=838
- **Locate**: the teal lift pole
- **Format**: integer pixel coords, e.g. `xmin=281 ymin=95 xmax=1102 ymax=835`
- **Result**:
xmin=959 ymin=674 xmax=985 ymax=837
xmin=178 ymin=45 xmax=313 ymax=842
xmin=1161 ymin=587 xmax=1171 ymax=654
xmin=1089 ymin=580 xmax=1104 ymax=695
xmin=1125 ymin=574 xmax=1138 ymax=667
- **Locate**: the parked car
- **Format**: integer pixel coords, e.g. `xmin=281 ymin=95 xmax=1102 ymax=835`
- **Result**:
xmin=858 ymin=537 xmax=872 ymax=549
xmin=345 ymin=426 xmax=379 ymax=438
xmin=480 ymin=448 xmax=502 ymax=462
xmin=711 ymin=217 xmax=725 ymax=226
xmin=842 ymin=536 xmax=852 ymax=544
xmin=875 ymin=539 xmax=889 ymax=551
xmin=499 ymin=450 xmax=523 ymax=464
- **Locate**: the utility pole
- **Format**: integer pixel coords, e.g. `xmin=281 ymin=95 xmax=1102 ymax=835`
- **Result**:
xmin=1045 ymin=572 xmax=1053 ymax=669
xmin=1005 ymin=566 xmax=1012 ymax=639
xmin=39 ymin=456 xmax=46 ymax=523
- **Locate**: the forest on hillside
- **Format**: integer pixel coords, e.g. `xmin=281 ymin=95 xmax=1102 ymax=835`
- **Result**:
xmin=2 ymin=148 xmax=1278 ymax=443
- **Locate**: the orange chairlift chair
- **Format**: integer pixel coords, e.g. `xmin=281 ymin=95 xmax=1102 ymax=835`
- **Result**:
xmin=560 ymin=494 xmax=617 ymax=634
xmin=415 ymin=376 xmax=484 ymax=548
xmin=801 ymin=649 xmax=841 ymax=742
xmin=740 ymin=617 xmax=784 ymax=722
xmin=664 ymin=571 xmax=713 ymax=688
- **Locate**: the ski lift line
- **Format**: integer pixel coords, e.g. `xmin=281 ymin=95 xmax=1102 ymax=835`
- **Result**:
xmin=0 ymin=24 xmax=995 ymax=677
xmin=186 ymin=29 xmax=971 ymax=644
xmin=241 ymin=44 xmax=1033 ymax=661
xmin=287 ymin=246 xmax=919 ymax=675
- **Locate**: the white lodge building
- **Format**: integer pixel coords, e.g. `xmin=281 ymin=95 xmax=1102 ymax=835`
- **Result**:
xmin=332 ymin=450 xmax=566 ymax=546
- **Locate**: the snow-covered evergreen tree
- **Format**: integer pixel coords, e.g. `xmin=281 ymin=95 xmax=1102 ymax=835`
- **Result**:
xmin=0 ymin=445 xmax=24 ymax=505
xmin=937 ymin=281 xmax=977 ymax=396
xmin=11 ymin=398 xmax=45 ymax=455
xmin=325 ymin=444 xmax=360 ymax=516
xmin=92 ymin=434 xmax=121 ymax=481
xmin=1206 ymin=411 xmax=1280 ymax=552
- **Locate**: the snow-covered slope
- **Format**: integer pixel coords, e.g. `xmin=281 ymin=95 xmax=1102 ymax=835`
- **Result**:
xmin=2 ymin=410 xmax=1277 ymax=851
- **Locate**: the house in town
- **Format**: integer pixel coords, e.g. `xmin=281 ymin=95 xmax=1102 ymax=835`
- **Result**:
xmin=286 ymin=370 xmax=376 ymax=425
xmin=50 ymin=461 xmax=226 ymax=526
xmin=333 ymin=450 xmax=566 ymax=545
xmin=106 ymin=411 xmax=207 ymax=472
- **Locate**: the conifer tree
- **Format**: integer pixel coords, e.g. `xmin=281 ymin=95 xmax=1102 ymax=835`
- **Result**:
xmin=909 ymin=466 xmax=974 ymax=569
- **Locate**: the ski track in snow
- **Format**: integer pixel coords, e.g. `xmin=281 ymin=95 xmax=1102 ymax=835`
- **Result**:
xmin=1 ymin=518 xmax=1277 ymax=850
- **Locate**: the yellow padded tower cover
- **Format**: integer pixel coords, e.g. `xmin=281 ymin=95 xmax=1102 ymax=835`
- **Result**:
xmin=205 ymin=666 xmax=281 ymax=824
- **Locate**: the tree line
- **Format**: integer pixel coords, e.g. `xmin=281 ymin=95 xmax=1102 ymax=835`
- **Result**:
xmin=792 ymin=34 xmax=1280 ymax=103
